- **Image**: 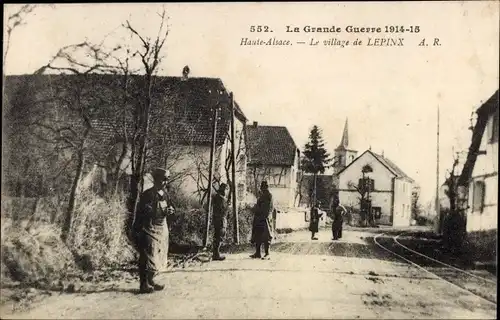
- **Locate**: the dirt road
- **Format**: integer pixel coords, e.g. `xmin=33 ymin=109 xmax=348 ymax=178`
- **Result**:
xmin=1 ymin=228 xmax=497 ymax=319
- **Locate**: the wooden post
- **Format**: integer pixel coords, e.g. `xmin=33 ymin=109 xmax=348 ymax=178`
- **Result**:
xmin=204 ymin=107 xmax=219 ymax=248
xmin=230 ymin=92 xmax=240 ymax=244
xmin=435 ymin=105 xmax=441 ymax=234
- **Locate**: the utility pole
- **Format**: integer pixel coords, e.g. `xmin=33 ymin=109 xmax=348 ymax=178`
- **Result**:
xmin=204 ymin=106 xmax=219 ymax=248
xmin=435 ymin=105 xmax=441 ymax=234
xmin=230 ymin=92 xmax=240 ymax=244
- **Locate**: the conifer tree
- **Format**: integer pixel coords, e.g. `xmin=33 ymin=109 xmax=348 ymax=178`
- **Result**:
xmin=301 ymin=125 xmax=332 ymax=205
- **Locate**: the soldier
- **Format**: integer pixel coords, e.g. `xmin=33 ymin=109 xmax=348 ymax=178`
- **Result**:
xmin=212 ymin=183 xmax=228 ymax=261
xmin=332 ymin=203 xmax=347 ymax=240
xmin=250 ymin=181 xmax=274 ymax=260
xmin=309 ymin=201 xmax=323 ymax=240
xmin=134 ymin=168 xmax=175 ymax=294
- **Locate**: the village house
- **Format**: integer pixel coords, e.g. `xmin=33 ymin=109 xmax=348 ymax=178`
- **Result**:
xmin=328 ymin=118 xmax=414 ymax=227
xmin=459 ymin=89 xmax=498 ymax=260
xmin=4 ymin=71 xmax=248 ymax=205
xmin=246 ymin=122 xmax=300 ymax=209
xmin=336 ymin=149 xmax=414 ymax=227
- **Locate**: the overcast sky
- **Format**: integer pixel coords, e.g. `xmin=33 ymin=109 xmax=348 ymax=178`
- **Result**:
xmin=4 ymin=2 xmax=499 ymax=204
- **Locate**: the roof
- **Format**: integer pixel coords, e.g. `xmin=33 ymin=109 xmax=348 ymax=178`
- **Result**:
xmin=370 ymin=151 xmax=414 ymax=182
xmin=246 ymin=125 xmax=298 ymax=166
xmin=4 ymin=74 xmax=247 ymax=148
xmin=337 ymin=149 xmax=414 ymax=182
xmin=458 ymin=89 xmax=499 ymax=186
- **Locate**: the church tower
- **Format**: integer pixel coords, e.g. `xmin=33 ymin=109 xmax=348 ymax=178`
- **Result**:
xmin=333 ymin=118 xmax=358 ymax=175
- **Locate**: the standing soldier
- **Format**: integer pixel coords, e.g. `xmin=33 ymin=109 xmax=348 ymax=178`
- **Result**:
xmin=332 ymin=203 xmax=347 ymax=240
xmin=212 ymin=183 xmax=228 ymax=261
xmin=134 ymin=168 xmax=175 ymax=294
xmin=309 ymin=201 xmax=323 ymax=240
xmin=250 ymin=181 xmax=274 ymax=260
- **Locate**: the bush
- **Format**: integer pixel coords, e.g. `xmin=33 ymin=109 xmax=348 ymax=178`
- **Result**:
xmin=168 ymin=203 xmax=255 ymax=247
xmin=225 ymin=205 xmax=254 ymax=244
xmin=415 ymin=215 xmax=434 ymax=226
xmin=67 ymin=191 xmax=134 ymax=270
xmin=1 ymin=218 xmax=75 ymax=283
xmin=1 ymin=189 xmax=134 ymax=284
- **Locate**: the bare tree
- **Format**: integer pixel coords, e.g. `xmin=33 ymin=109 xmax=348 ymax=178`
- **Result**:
xmin=347 ymin=164 xmax=374 ymax=227
xmin=3 ymin=4 xmax=39 ymax=71
xmin=33 ymin=42 xmax=121 ymax=242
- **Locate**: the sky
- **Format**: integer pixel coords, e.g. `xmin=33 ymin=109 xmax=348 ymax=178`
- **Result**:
xmin=3 ymin=2 xmax=499 ymax=204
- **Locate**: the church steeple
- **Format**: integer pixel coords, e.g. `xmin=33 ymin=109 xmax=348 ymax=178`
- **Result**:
xmin=333 ymin=117 xmax=358 ymax=175
xmin=338 ymin=118 xmax=349 ymax=149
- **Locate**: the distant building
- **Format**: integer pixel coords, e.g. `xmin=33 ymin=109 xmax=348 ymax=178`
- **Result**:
xmin=337 ymin=150 xmax=414 ymax=227
xmin=246 ymin=122 xmax=300 ymax=209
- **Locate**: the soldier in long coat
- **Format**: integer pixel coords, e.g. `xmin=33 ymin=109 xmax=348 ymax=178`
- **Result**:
xmin=250 ymin=181 xmax=274 ymax=260
xmin=332 ymin=204 xmax=347 ymax=240
xmin=212 ymin=183 xmax=228 ymax=261
xmin=309 ymin=201 xmax=323 ymax=240
xmin=134 ymin=168 xmax=175 ymax=294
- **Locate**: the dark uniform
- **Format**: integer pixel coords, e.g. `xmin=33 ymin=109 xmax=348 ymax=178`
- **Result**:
xmin=250 ymin=181 xmax=274 ymax=259
xmin=134 ymin=169 xmax=173 ymax=294
xmin=309 ymin=203 xmax=323 ymax=240
xmin=212 ymin=184 xmax=228 ymax=261
xmin=332 ymin=205 xmax=346 ymax=240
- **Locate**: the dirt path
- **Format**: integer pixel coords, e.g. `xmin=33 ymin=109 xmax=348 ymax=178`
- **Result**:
xmin=1 ymin=228 xmax=496 ymax=319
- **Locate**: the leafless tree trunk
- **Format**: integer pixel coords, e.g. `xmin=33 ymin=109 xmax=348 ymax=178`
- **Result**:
xmin=123 ymin=10 xmax=170 ymax=237
xmin=61 ymin=147 xmax=85 ymax=242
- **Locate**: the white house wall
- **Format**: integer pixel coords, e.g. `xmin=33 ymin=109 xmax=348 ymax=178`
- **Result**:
xmin=393 ymin=178 xmax=413 ymax=227
xmin=338 ymin=190 xmax=393 ymax=225
xmin=140 ymin=119 xmax=247 ymax=205
xmin=338 ymin=152 xmax=395 ymax=190
xmin=246 ymin=165 xmax=296 ymax=208
xmin=466 ymin=113 xmax=498 ymax=232
xmin=338 ymin=151 xmax=397 ymax=225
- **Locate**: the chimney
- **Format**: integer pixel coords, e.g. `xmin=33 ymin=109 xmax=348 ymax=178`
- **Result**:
xmin=253 ymin=121 xmax=258 ymax=127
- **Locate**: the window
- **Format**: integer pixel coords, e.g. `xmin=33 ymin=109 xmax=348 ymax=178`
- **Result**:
xmin=358 ymin=178 xmax=375 ymax=192
xmin=472 ymin=180 xmax=486 ymax=213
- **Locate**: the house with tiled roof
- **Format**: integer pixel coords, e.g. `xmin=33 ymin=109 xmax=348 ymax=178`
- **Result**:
xmin=3 ymin=72 xmax=248 ymax=204
xmin=336 ymin=146 xmax=414 ymax=227
xmin=246 ymin=122 xmax=300 ymax=208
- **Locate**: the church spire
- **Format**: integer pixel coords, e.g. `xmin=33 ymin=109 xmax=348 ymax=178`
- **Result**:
xmin=339 ymin=118 xmax=349 ymax=148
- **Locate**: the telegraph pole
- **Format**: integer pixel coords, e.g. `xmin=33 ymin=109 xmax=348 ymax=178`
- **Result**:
xmin=230 ymin=92 xmax=240 ymax=244
xmin=204 ymin=107 xmax=219 ymax=248
xmin=435 ymin=105 xmax=441 ymax=234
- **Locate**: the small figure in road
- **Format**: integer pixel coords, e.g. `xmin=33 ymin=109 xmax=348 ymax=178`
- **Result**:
xmin=250 ymin=181 xmax=274 ymax=260
xmin=309 ymin=201 xmax=324 ymax=240
xmin=134 ymin=168 xmax=175 ymax=294
xmin=212 ymin=183 xmax=228 ymax=261
xmin=332 ymin=204 xmax=347 ymax=241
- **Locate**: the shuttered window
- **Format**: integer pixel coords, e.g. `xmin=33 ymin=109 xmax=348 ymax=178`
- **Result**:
xmin=472 ymin=180 xmax=486 ymax=213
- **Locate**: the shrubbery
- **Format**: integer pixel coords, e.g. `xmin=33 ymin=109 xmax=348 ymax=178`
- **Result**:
xmin=1 ymin=183 xmax=256 ymax=285
xmin=1 ymin=188 xmax=134 ymax=284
